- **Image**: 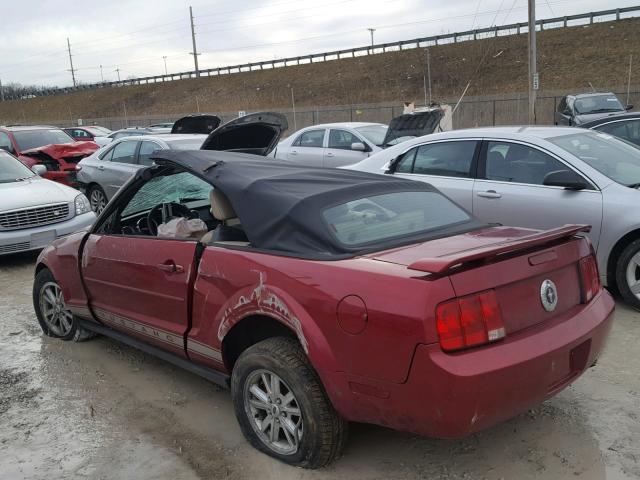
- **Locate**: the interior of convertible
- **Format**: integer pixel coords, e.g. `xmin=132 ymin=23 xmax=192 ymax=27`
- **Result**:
xmin=97 ymin=169 xmax=251 ymax=246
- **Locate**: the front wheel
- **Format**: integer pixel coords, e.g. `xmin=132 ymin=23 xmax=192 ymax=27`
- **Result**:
xmin=231 ymin=337 xmax=347 ymax=468
xmin=33 ymin=269 xmax=95 ymax=342
xmin=88 ymin=184 xmax=107 ymax=214
xmin=616 ymin=239 xmax=640 ymax=309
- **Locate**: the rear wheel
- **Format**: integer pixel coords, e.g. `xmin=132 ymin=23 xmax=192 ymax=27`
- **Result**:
xmin=231 ymin=337 xmax=347 ymax=468
xmin=615 ymin=239 xmax=640 ymax=309
xmin=33 ymin=269 xmax=95 ymax=342
xmin=88 ymin=185 xmax=107 ymax=214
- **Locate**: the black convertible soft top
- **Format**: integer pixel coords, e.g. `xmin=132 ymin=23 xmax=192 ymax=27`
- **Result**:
xmin=150 ymin=150 xmax=483 ymax=257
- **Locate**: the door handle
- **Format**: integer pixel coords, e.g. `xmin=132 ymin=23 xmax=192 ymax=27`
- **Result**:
xmin=477 ymin=190 xmax=502 ymax=199
xmin=289 ymin=150 xmax=298 ymax=155
xmin=156 ymin=261 xmax=184 ymax=274
xmin=97 ymin=165 xmax=105 ymax=171
xmin=326 ymin=152 xmax=335 ymax=157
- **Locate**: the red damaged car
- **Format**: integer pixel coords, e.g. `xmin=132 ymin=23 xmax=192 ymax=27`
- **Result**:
xmin=0 ymin=125 xmax=98 ymax=186
xmin=33 ymin=150 xmax=614 ymax=468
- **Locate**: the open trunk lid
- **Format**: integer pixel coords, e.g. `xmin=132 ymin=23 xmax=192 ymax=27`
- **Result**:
xmin=370 ymin=224 xmax=592 ymax=336
xmin=200 ymin=112 xmax=288 ymax=156
xmin=171 ymin=114 xmax=222 ymax=134
xmin=381 ymin=107 xmax=444 ymax=147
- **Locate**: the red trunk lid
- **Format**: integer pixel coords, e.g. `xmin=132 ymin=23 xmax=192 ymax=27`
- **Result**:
xmin=368 ymin=225 xmax=591 ymax=335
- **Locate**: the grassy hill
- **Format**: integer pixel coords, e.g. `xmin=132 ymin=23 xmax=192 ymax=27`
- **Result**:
xmin=1 ymin=17 xmax=638 ymax=124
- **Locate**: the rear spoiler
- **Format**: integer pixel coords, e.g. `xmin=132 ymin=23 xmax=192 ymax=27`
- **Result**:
xmin=408 ymin=224 xmax=591 ymax=275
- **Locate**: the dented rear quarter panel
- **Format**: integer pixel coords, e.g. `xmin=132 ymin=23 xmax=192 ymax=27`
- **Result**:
xmin=190 ymin=245 xmax=456 ymax=386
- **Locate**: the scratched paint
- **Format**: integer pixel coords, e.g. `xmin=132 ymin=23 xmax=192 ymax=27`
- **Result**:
xmin=217 ymin=270 xmax=309 ymax=352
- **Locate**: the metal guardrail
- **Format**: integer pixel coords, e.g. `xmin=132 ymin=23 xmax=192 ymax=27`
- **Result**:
xmin=4 ymin=5 xmax=640 ymax=100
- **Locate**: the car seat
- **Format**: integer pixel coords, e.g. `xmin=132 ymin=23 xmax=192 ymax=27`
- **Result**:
xmin=200 ymin=190 xmax=249 ymax=244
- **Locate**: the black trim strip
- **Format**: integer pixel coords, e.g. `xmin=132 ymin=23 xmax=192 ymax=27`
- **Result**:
xmin=79 ymin=319 xmax=230 ymax=389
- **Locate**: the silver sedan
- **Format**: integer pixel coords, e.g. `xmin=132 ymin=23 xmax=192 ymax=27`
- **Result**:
xmin=77 ymin=134 xmax=207 ymax=213
xmin=348 ymin=126 xmax=640 ymax=309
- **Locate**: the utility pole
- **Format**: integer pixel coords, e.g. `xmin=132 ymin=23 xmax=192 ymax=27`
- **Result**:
xmin=291 ymin=87 xmax=297 ymax=131
xmin=426 ymin=47 xmax=432 ymax=104
xmin=627 ymin=54 xmax=633 ymax=107
xmin=163 ymin=56 xmax=168 ymax=75
xmin=0 ymin=78 xmax=4 ymax=102
xmin=115 ymin=67 xmax=121 ymax=82
xmin=367 ymin=28 xmax=376 ymax=47
xmin=527 ymin=0 xmax=538 ymax=124
xmin=189 ymin=6 xmax=200 ymax=77
xmin=67 ymin=38 xmax=77 ymax=87
xmin=100 ymin=65 xmax=104 ymax=82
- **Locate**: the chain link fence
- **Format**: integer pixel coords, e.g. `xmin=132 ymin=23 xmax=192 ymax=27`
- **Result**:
xmin=54 ymin=90 xmax=638 ymax=136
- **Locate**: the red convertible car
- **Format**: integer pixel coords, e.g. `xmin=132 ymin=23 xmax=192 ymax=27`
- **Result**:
xmin=33 ymin=150 xmax=614 ymax=468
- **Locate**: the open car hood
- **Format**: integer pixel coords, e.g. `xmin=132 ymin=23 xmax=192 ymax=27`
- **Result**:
xmin=171 ymin=114 xmax=222 ymax=134
xmin=382 ymin=108 xmax=444 ymax=147
xmin=200 ymin=112 xmax=288 ymax=156
xmin=20 ymin=141 xmax=99 ymax=160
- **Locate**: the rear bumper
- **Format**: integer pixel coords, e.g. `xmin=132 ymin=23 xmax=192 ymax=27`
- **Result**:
xmin=0 ymin=212 xmax=96 ymax=255
xmin=324 ymin=290 xmax=615 ymax=438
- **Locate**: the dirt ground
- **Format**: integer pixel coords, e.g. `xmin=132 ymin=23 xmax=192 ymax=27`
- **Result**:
xmin=0 ymin=251 xmax=638 ymax=480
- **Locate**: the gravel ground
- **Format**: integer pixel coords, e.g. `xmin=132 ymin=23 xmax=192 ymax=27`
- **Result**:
xmin=0 ymin=251 xmax=638 ymax=480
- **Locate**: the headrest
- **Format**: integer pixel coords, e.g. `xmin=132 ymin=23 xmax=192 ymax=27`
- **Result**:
xmin=210 ymin=189 xmax=236 ymax=221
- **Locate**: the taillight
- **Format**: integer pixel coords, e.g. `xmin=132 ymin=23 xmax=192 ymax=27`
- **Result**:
xmin=436 ymin=289 xmax=506 ymax=352
xmin=579 ymin=255 xmax=600 ymax=303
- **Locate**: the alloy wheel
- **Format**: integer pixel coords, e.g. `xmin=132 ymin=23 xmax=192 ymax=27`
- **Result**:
xmin=39 ymin=281 xmax=73 ymax=337
xmin=626 ymin=251 xmax=640 ymax=300
xmin=243 ymin=369 xmax=303 ymax=455
xmin=90 ymin=188 xmax=107 ymax=214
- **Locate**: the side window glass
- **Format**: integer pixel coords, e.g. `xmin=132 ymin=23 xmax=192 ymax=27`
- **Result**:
xmin=411 ymin=141 xmax=477 ymax=177
xmin=138 ymin=141 xmax=160 ymax=166
xmin=394 ymin=148 xmax=416 ymax=173
xmin=111 ymin=141 xmax=138 ymax=164
xmin=99 ymin=146 xmax=115 ymax=161
xmin=485 ymin=141 xmax=581 ymax=186
xmin=297 ymin=130 xmax=325 ymax=148
xmin=328 ymin=129 xmax=360 ymax=150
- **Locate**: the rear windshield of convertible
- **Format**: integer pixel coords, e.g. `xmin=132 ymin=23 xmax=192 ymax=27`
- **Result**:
xmin=323 ymin=191 xmax=470 ymax=246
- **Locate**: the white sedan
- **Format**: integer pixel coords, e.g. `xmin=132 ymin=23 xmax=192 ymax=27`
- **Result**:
xmin=274 ymin=122 xmax=387 ymax=167
xmin=0 ymin=150 xmax=95 ymax=255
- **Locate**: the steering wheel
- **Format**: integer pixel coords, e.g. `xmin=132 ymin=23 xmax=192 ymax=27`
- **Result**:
xmin=146 ymin=202 xmax=196 ymax=235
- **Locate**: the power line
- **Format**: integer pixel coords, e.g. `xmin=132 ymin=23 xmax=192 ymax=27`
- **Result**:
xmin=0 ymin=0 xmax=583 ymax=83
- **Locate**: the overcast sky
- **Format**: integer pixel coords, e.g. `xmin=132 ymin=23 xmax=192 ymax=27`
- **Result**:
xmin=0 ymin=0 xmax=636 ymax=87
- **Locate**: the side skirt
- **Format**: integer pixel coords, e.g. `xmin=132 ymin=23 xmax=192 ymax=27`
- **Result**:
xmin=79 ymin=319 xmax=230 ymax=389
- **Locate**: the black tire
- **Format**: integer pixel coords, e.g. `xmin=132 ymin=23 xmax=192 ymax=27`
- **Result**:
xmin=88 ymin=184 xmax=107 ymax=214
xmin=33 ymin=268 xmax=96 ymax=342
xmin=231 ymin=337 xmax=347 ymax=468
xmin=615 ymin=239 xmax=640 ymax=310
